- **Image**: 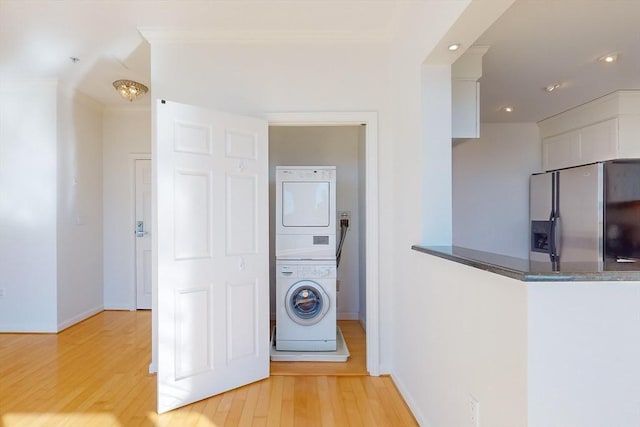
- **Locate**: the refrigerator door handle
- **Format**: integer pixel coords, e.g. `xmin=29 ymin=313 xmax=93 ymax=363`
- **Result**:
xmin=553 ymin=216 xmax=561 ymax=259
xmin=549 ymin=214 xmax=557 ymax=261
xmin=549 ymin=172 xmax=560 ymax=262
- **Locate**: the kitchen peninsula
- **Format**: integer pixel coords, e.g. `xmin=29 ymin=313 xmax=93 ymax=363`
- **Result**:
xmin=413 ymin=245 xmax=640 ymax=281
xmin=409 ymin=244 xmax=640 ymax=427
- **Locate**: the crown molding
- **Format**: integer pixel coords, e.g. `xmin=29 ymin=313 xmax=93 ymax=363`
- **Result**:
xmin=138 ymin=28 xmax=393 ymax=44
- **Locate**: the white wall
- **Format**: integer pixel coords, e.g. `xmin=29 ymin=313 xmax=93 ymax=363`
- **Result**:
xmin=528 ymin=281 xmax=640 ymax=427
xmin=56 ymin=88 xmax=104 ymax=329
xmin=453 ymin=123 xmax=541 ymax=258
xmin=0 ymin=81 xmax=59 ymax=332
xmin=389 ymin=1 xmax=529 ymax=425
xmin=102 ymin=108 xmax=151 ymax=309
xmin=420 ymin=64 xmax=454 ymax=245
xmin=395 ymin=252 xmax=528 ymax=426
xmin=0 ymin=81 xmax=107 ymax=332
xmin=269 ymin=126 xmax=364 ymax=321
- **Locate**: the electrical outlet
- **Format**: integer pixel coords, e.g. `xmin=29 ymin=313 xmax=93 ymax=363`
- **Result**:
xmin=469 ymin=395 xmax=480 ymax=427
xmin=339 ymin=211 xmax=351 ymax=228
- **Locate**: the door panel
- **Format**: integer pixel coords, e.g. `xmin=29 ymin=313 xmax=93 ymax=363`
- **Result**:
xmin=558 ymin=163 xmax=603 ymax=263
xmin=529 ymin=172 xmax=553 ymax=262
xmin=530 ymin=172 xmax=552 ymax=221
xmin=226 ymin=175 xmax=257 ymax=255
xmin=174 ymin=170 xmax=212 ymax=260
xmin=156 ymin=100 xmax=269 ymax=414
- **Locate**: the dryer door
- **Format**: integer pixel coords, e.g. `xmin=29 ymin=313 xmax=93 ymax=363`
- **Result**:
xmin=285 ymin=280 xmax=330 ymax=326
xmin=281 ymin=181 xmax=331 ymax=228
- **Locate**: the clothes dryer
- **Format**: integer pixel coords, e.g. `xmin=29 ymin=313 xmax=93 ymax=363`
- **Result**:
xmin=275 ymin=166 xmax=336 ymax=259
xmin=275 ymin=259 xmax=337 ymax=351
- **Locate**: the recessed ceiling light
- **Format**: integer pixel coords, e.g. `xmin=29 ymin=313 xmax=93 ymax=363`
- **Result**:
xmin=599 ymin=53 xmax=618 ymax=63
xmin=448 ymin=43 xmax=461 ymax=52
xmin=498 ymin=106 xmax=514 ymax=113
xmin=544 ymin=83 xmax=562 ymax=93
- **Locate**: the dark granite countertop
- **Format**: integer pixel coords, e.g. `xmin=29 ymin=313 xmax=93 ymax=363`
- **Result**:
xmin=412 ymin=245 xmax=640 ymax=282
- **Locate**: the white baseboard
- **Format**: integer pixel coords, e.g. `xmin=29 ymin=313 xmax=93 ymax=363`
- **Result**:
xmin=57 ymin=305 xmax=104 ymax=332
xmin=0 ymin=322 xmax=58 ymax=333
xmin=389 ymin=370 xmax=425 ymax=426
xmin=359 ymin=317 xmax=366 ymax=331
xmin=104 ymin=303 xmax=135 ymax=310
xmin=337 ymin=311 xmax=359 ymax=320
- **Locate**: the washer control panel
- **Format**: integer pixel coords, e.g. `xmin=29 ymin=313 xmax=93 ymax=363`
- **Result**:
xmin=277 ymin=262 xmax=336 ymax=279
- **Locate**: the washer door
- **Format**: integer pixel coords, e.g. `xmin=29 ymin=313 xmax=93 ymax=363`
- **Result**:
xmin=285 ymin=280 xmax=330 ymax=326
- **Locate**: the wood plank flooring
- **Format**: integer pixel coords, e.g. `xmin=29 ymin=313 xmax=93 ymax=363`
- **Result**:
xmin=270 ymin=321 xmax=367 ymax=376
xmin=0 ymin=311 xmax=417 ymax=427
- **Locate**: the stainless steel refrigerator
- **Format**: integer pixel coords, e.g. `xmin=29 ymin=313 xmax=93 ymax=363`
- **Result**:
xmin=529 ymin=160 xmax=640 ymax=268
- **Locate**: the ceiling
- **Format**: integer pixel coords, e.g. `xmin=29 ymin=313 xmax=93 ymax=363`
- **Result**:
xmin=476 ymin=0 xmax=640 ymax=123
xmin=0 ymin=0 xmax=400 ymax=108
xmin=1 ymin=0 xmax=638 ymax=122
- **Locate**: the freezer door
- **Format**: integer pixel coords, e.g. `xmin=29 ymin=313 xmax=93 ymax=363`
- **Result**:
xmin=604 ymin=161 xmax=640 ymax=261
xmin=558 ymin=163 xmax=603 ymax=263
xmin=530 ymin=172 xmax=553 ymax=262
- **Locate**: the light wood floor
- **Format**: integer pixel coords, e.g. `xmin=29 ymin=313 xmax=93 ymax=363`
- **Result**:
xmin=270 ymin=320 xmax=367 ymax=376
xmin=0 ymin=311 xmax=417 ymax=427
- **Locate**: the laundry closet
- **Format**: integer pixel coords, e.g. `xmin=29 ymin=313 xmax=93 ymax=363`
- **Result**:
xmin=268 ymin=125 xmax=366 ymax=360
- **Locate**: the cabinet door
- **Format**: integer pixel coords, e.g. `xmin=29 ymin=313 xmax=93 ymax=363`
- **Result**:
xmin=452 ymin=80 xmax=479 ymax=139
xmin=579 ymin=118 xmax=618 ymax=164
xmin=542 ymin=130 xmax=580 ymax=171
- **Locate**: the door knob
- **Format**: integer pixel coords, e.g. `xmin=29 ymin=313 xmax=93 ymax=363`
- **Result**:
xmin=136 ymin=221 xmax=147 ymax=237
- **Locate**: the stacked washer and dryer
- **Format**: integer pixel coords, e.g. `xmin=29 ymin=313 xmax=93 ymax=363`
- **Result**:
xmin=274 ymin=166 xmax=339 ymax=352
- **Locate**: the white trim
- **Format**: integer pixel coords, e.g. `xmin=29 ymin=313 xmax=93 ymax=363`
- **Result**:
xmin=390 ymin=371 xmax=427 ymax=426
xmin=138 ymin=28 xmax=393 ymax=45
xmin=57 ymin=306 xmax=104 ymax=332
xmin=337 ymin=312 xmax=360 ymax=321
xmin=266 ymin=111 xmax=380 ymax=376
xmin=130 ymin=153 xmax=152 ymax=312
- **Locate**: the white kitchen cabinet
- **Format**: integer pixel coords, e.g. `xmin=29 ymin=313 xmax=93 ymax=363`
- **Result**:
xmin=580 ymin=118 xmax=618 ymax=163
xmin=452 ymin=80 xmax=479 ymax=139
xmin=539 ymin=90 xmax=640 ymax=171
xmin=451 ymin=46 xmax=489 ymax=140
xmin=541 ymin=119 xmax=617 ymax=171
xmin=542 ymin=129 xmax=580 ymax=171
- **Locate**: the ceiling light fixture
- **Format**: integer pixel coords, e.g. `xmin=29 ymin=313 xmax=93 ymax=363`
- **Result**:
xmin=599 ymin=53 xmax=619 ymax=63
xmin=448 ymin=43 xmax=461 ymax=52
xmin=112 ymin=79 xmax=148 ymax=102
xmin=503 ymin=106 xmax=514 ymax=113
xmin=544 ymin=83 xmax=561 ymax=93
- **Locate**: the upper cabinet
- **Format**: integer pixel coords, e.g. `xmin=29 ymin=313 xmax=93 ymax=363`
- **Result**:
xmin=452 ymin=46 xmax=489 ymax=141
xmin=538 ymin=91 xmax=640 ymax=171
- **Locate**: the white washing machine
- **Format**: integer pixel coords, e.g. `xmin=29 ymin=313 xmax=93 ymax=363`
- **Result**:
xmin=275 ymin=259 xmax=337 ymax=351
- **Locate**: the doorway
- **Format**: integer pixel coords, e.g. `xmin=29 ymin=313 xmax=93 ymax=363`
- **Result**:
xmin=152 ymin=105 xmax=381 ymax=412
xmin=266 ymin=111 xmax=379 ymax=376
xmin=151 ymin=107 xmax=381 ymax=386
xmin=135 ymin=158 xmax=152 ymax=310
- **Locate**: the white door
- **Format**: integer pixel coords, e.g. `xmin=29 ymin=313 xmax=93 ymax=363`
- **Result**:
xmin=156 ymin=100 xmax=270 ymax=413
xmin=135 ymin=159 xmax=152 ymax=309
